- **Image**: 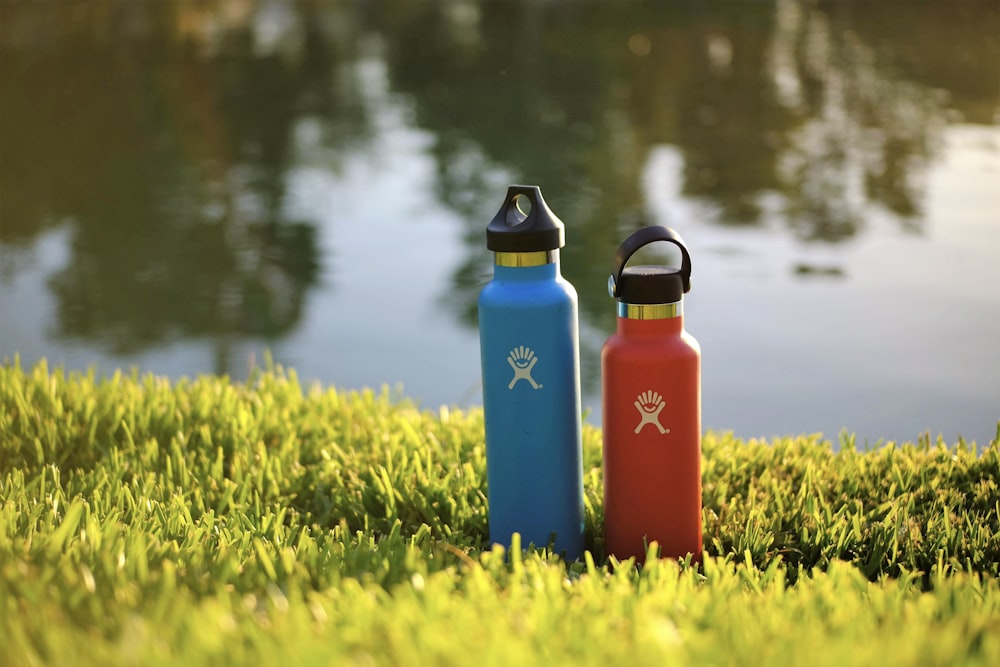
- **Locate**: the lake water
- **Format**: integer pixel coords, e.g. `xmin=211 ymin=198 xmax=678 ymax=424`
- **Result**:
xmin=1 ymin=0 xmax=998 ymax=447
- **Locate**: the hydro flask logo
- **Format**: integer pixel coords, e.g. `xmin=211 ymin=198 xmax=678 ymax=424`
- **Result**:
xmin=507 ymin=345 xmax=543 ymax=390
xmin=634 ymin=390 xmax=669 ymax=434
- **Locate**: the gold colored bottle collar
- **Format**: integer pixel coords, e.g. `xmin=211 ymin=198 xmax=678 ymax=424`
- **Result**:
xmin=617 ymin=302 xmax=682 ymax=319
xmin=495 ymin=251 xmax=555 ymax=267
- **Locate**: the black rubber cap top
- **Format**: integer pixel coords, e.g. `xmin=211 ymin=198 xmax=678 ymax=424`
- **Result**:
xmin=609 ymin=225 xmax=692 ymax=304
xmin=617 ymin=266 xmax=687 ymax=304
xmin=486 ymin=185 xmax=565 ymax=252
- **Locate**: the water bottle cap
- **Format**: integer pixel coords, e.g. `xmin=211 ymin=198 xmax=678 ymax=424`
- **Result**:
xmin=608 ymin=225 xmax=692 ymax=305
xmin=487 ymin=185 xmax=565 ymax=252
xmin=611 ymin=266 xmax=687 ymax=304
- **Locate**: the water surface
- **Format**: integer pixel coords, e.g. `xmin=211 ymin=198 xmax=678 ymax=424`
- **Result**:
xmin=1 ymin=1 xmax=998 ymax=446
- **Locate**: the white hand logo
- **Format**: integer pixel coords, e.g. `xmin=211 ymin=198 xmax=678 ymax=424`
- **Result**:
xmin=507 ymin=346 xmax=542 ymax=390
xmin=634 ymin=390 xmax=669 ymax=434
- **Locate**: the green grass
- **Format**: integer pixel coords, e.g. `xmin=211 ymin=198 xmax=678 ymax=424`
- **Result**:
xmin=1 ymin=358 xmax=998 ymax=666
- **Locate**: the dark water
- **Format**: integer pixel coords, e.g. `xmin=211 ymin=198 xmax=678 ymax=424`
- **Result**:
xmin=2 ymin=0 xmax=998 ymax=447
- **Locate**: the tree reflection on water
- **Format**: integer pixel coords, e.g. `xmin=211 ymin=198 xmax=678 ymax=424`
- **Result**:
xmin=370 ymin=0 xmax=995 ymax=331
xmin=0 ymin=0 xmax=996 ymax=372
xmin=1 ymin=1 xmax=351 ymax=371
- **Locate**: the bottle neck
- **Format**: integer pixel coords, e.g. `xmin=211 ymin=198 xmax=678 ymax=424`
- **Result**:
xmin=494 ymin=250 xmax=557 ymax=267
xmin=616 ymin=301 xmax=682 ymax=320
xmin=493 ymin=250 xmax=559 ymax=280
xmin=616 ymin=302 xmax=684 ymax=335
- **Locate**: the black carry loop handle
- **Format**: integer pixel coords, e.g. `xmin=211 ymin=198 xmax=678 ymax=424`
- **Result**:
xmin=608 ymin=225 xmax=692 ymax=305
xmin=486 ymin=185 xmax=565 ymax=253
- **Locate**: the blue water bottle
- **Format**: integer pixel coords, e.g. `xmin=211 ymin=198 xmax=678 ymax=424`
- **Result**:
xmin=478 ymin=185 xmax=585 ymax=560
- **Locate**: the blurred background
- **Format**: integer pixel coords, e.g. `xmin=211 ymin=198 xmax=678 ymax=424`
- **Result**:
xmin=1 ymin=0 xmax=998 ymax=447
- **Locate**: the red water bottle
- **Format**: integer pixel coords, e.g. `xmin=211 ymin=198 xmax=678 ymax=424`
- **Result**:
xmin=602 ymin=225 xmax=702 ymax=564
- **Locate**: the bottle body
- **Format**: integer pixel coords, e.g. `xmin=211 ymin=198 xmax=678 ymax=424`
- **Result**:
xmin=478 ymin=260 xmax=585 ymax=559
xmin=602 ymin=312 xmax=702 ymax=563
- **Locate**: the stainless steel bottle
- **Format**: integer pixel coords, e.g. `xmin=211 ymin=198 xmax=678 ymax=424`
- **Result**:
xmin=602 ymin=225 xmax=702 ymax=563
xmin=478 ymin=185 xmax=584 ymax=559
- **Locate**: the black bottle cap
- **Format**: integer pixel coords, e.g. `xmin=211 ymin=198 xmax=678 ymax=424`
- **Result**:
xmin=608 ymin=226 xmax=692 ymax=304
xmin=486 ymin=185 xmax=565 ymax=252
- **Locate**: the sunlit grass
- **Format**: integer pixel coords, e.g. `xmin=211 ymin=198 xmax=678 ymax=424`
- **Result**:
xmin=1 ymin=359 xmax=998 ymax=665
